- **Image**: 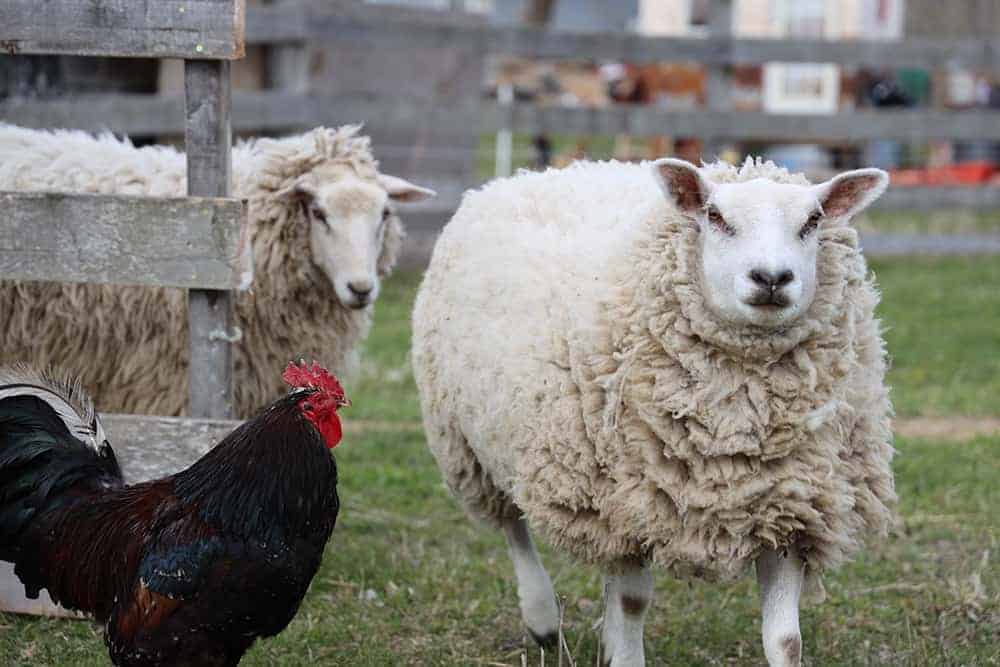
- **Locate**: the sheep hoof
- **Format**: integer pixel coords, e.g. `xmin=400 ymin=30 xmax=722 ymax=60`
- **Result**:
xmin=779 ymin=635 xmax=802 ymax=666
xmin=528 ymin=628 xmax=558 ymax=650
xmin=766 ymin=634 xmax=802 ymax=667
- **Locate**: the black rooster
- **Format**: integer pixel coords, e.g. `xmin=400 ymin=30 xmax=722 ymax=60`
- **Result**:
xmin=0 ymin=361 xmax=348 ymax=666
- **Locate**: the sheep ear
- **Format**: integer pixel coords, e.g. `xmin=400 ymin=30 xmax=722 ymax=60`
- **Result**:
xmin=277 ymin=179 xmax=317 ymax=205
xmin=378 ymin=174 xmax=437 ymax=203
xmin=652 ymin=158 xmax=712 ymax=215
xmin=814 ymin=168 xmax=889 ymax=220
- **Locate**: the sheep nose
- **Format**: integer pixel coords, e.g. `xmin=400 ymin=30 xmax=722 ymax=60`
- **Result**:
xmin=749 ymin=269 xmax=794 ymax=289
xmin=347 ymin=281 xmax=373 ymax=299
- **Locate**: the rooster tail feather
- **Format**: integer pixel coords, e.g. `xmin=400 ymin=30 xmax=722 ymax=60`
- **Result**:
xmin=0 ymin=364 xmax=123 ymax=565
xmin=0 ymin=364 xmax=107 ymax=449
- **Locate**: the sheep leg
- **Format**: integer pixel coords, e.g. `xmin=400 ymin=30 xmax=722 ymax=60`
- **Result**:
xmin=757 ymin=549 xmax=805 ymax=667
xmin=600 ymin=564 xmax=653 ymax=667
xmin=502 ymin=516 xmax=560 ymax=647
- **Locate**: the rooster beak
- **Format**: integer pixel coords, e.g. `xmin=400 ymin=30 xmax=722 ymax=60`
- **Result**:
xmin=338 ymin=396 xmax=352 ymax=408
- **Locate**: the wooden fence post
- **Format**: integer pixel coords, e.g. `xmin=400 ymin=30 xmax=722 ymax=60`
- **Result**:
xmin=185 ymin=60 xmax=235 ymax=419
xmin=264 ymin=0 xmax=309 ymax=93
xmin=704 ymin=0 xmax=732 ymax=160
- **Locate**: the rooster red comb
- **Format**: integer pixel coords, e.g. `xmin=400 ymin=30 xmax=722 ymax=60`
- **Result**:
xmin=282 ymin=361 xmax=349 ymax=406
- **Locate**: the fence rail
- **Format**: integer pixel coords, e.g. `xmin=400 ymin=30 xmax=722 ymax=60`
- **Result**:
xmin=2 ymin=1 xmax=999 ymax=218
xmin=3 ymin=93 xmax=998 ymax=211
xmin=4 ymin=93 xmax=1000 ymax=143
xmin=0 ymin=191 xmax=248 ymax=288
xmin=0 ymin=0 xmax=245 ymax=59
xmin=243 ymin=2 xmax=1000 ymax=69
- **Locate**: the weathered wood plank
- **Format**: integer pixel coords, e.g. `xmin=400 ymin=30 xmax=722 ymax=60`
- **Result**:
xmin=496 ymin=104 xmax=1000 ymax=142
xmin=860 ymin=233 xmax=1000 ymax=256
xmin=365 ymin=165 xmax=1000 ymax=216
xmin=105 ymin=414 xmax=239 ymax=483
xmin=0 ymin=0 xmax=245 ymax=60
xmin=185 ymin=59 xmax=235 ymax=420
xmin=5 ymin=92 xmax=1000 ymax=143
xmin=242 ymin=3 xmax=1000 ymax=68
xmin=263 ymin=0 xmax=309 ymax=92
xmin=0 ymin=192 xmax=247 ymax=288
xmin=101 ymin=414 xmax=403 ymax=483
xmin=703 ymin=0 xmax=733 ymax=158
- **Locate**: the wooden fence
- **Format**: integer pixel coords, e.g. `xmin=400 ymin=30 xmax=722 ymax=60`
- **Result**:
xmin=0 ymin=0 xmax=249 ymax=616
xmin=2 ymin=0 xmax=999 ymax=214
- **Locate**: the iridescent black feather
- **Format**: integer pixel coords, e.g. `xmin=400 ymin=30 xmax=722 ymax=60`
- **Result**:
xmin=0 ymin=367 xmax=340 ymax=667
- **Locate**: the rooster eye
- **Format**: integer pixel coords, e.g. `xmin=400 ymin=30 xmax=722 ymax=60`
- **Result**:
xmin=799 ymin=211 xmax=822 ymax=240
xmin=706 ymin=206 xmax=735 ymax=236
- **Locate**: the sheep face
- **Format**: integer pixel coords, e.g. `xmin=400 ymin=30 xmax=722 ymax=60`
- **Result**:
xmin=296 ymin=169 xmax=435 ymax=310
xmin=654 ymin=159 xmax=888 ymax=330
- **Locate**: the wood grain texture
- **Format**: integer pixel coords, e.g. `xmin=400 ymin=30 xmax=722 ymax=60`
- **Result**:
xmin=105 ymin=414 xmax=239 ymax=484
xmin=100 ymin=414 xmax=403 ymax=483
xmin=4 ymin=92 xmax=999 ymax=144
xmin=184 ymin=59 xmax=235 ymax=420
xmin=0 ymin=0 xmax=245 ymax=60
xmin=0 ymin=191 xmax=247 ymax=288
xmin=242 ymin=2 xmax=1000 ymax=68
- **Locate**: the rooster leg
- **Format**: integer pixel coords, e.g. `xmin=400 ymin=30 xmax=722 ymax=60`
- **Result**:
xmin=502 ymin=516 xmax=559 ymax=648
xmin=600 ymin=563 xmax=653 ymax=667
xmin=757 ymin=548 xmax=804 ymax=667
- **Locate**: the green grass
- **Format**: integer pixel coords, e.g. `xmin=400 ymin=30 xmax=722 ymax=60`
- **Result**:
xmin=348 ymin=273 xmax=424 ymax=423
xmin=2 ymin=258 xmax=999 ymax=665
xmin=872 ymin=256 xmax=1000 ymax=417
xmin=3 ymin=434 xmax=996 ymax=666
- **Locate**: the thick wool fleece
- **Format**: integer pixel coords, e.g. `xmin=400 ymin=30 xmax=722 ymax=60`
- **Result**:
xmin=413 ymin=159 xmax=895 ymax=592
xmin=0 ymin=124 xmax=403 ymax=417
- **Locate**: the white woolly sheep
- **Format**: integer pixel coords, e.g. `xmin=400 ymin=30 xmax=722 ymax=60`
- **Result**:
xmin=412 ymin=157 xmax=895 ymax=666
xmin=0 ymin=123 xmax=435 ymax=417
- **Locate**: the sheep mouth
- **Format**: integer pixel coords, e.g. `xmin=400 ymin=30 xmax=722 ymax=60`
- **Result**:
xmin=744 ymin=291 xmax=790 ymax=308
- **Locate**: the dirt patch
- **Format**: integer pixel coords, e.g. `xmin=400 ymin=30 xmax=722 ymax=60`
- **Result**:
xmin=894 ymin=417 xmax=1000 ymax=442
xmin=346 ymin=417 xmax=1000 ymax=442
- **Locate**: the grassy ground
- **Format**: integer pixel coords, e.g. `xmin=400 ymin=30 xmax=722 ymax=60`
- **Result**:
xmin=2 ymin=257 xmax=999 ymax=666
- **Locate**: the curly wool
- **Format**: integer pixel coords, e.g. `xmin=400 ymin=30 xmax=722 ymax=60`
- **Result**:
xmin=0 ymin=124 xmax=403 ymax=417
xmin=413 ymin=159 xmax=895 ymax=593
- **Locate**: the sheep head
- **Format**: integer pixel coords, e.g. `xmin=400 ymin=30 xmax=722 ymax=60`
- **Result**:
xmin=653 ymin=158 xmax=888 ymax=330
xmin=289 ymin=165 xmax=435 ymax=310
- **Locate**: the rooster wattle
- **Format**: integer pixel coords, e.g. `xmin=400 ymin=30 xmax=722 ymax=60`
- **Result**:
xmin=0 ymin=361 xmax=347 ymax=666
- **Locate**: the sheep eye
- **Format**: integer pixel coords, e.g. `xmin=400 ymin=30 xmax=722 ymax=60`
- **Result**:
xmin=309 ymin=205 xmax=328 ymax=224
xmin=706 ymin=206 xmax=734 ymax=236
xmin=381 ymin=207 xmax=391 ymax=223
xmin=799 ymin=211 xmax=822 ymax=240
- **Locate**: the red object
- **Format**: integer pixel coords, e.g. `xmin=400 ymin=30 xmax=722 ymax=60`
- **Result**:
xmin=887 ymin=168 xmax=925 ymax=186
xmin=283 ymin=360 xmax=349 ymax=449
xmin=948 ymin=161 xmax=995 ymax=184
xmin=889 ymin=161 xmax=996 ymax=186
xmin=0 ymin=366 xmax=344 ymax=665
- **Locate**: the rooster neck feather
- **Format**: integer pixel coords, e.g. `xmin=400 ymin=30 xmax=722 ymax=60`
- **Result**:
xmin=170 ymin=394 xmax=339 ymax=546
